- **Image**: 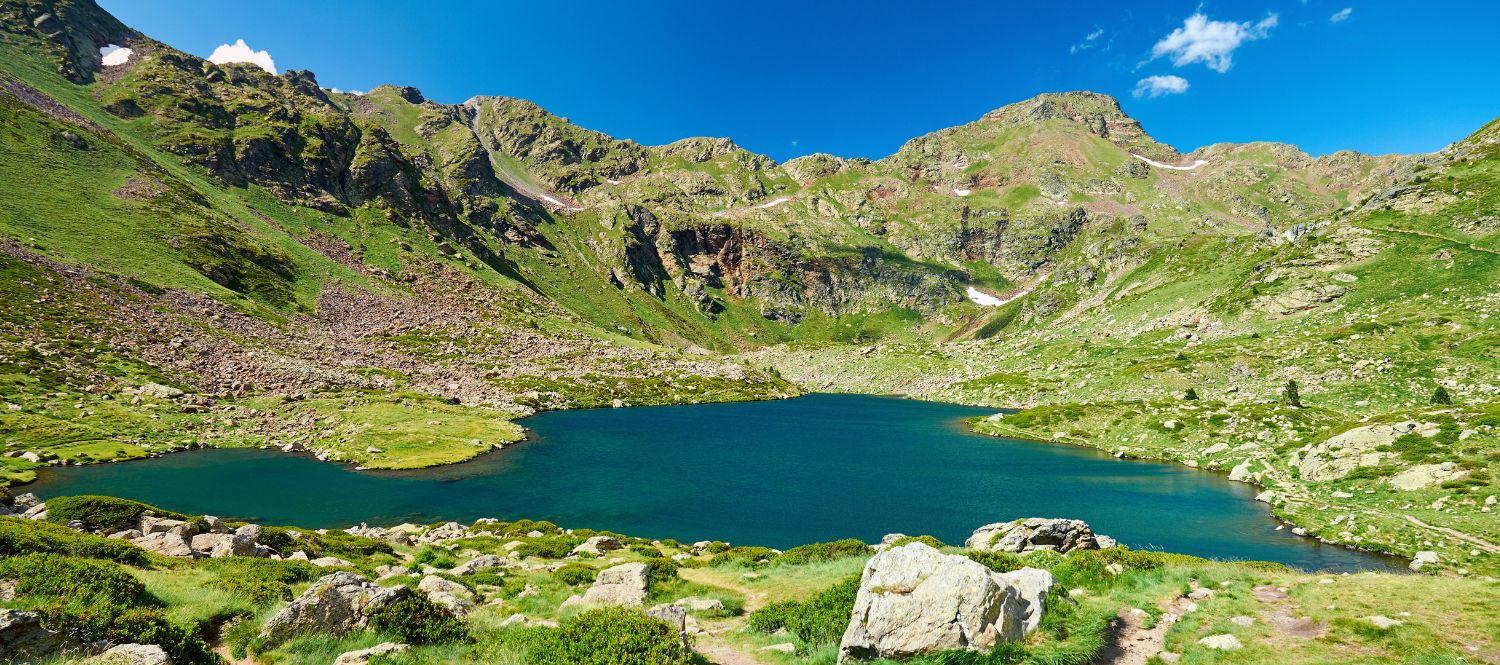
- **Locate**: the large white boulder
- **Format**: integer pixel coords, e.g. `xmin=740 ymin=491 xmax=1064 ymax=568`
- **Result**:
xmin=838 ymin=543 xmax=1047 ymax=662
xmin=89 ymin=643 xmax=172 ymax=665
xmin=259 ymin=572 xmax=408 ymax=647
xmin=578 ymin=562 xmax=650 ymax=607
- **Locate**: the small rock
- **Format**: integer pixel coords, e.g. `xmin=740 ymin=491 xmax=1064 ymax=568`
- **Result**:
xmin=1199 ymin=633 xmax=1243 ymax=650
xmin=332 ymin=642 xmax=408 ymax=665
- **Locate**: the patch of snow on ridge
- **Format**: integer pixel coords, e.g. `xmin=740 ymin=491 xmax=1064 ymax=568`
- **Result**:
xmin=966 ymin=287 xmax=1006 ymax=306
xmin=100 ymin=45 xmax=133 ymax=66
xmin=966 ymin=275 xmax=1049 ymax=307
xmin=1131 ymin=153 xmax=1209 ymax=171
xmin=754 ymin=197 xmax=792 ymax=210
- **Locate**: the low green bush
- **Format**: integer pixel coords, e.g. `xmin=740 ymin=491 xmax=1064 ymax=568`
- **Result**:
xmin=42 ymin=495 xmax=195 ymax=533
xmin=515 ymin=536 xmax=581 ymax=559
xmin=412 ymin=547 xmax=458 ymax=570
xmin=34 ymin=600 xmax=216 ymax=665
xmin=554 ymin=563 xmax=597 ymax=586
xmin=0 ymin=554 xmax=145 ymax=604
xmin=256 ymin=527 xmax=393 ymax=561
xmin=630 ymin=543 xmax=665 ymax=558
xmin=708 ymin=546 xmax=777 ymax=567
xmin=965 ymin=550 xmax=1025 ymax=573
xmin=891 ymin=535 xmax=947 ymax=549
xmin=202 ymin=557 xmax=322 ymax=605
xmin=368 ymin=594 xmax=470 ymax=645
xmin=499 ymin=607 xmax=690 ymax=665
xmin=642 ymin=557 xmax=680 ymax=588
xmin=0 ymin=517 xmax=152 ymax=565
xmin=469 ymin=519 xmax=563 ymax=537
xmin=747 ymin=576 xmax=860 ymax=647
xmin=776 ymin=538 xmax=873 ymax=565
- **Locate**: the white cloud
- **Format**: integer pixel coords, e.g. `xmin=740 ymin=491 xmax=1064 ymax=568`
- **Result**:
xmin=208 ymin=39 xmax=277 ymax=75
xmin=1069 ymin=28 xmax=1105 ymax=55
xmin=1150 ymin=12 xmax=1278 ymax=73
xmin=1133 ymin=75 xmax=1191 ymax=98
xmin=1330 ymin=7 xmax=1353 ymax=23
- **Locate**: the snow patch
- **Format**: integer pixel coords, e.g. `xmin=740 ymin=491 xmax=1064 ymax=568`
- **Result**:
xmin=1131 ymin=153 xmax=1209 ymax=171
xmin=966 ymin=275 xmax=1048 ymax=307
xmin=99 ymin=44 xmax=132 ymax=67
xmin=953 ymin=188 xmax=972 ymax=197
xmin=754 ymin=196 xmax=792 ymax=210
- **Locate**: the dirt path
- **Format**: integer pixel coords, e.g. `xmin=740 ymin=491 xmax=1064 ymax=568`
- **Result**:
xmin=1375 ymin=226 xmax=1500 ymax=256
xmin=1403 ymin=515 xmax=1500 ymax=554
xmin=677 ymin=568 xmax=773 ymax=664
xmin=1097 ymin=590 xmax=1199 ymax=665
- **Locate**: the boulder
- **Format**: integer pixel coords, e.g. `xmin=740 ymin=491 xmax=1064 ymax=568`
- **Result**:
xmin=312 ymin=556 xmax=356 ymax=568
xmin=89 ymin=643 xmax=172 ymax=665
xmin=673 ymin=597 xmax=725 ymax=612
xmin=418 ymin=575 xmax=476 ymax=616
xmin=1198 ymin=634 xmax=1243 ymax=650
xmin=1388 ymin=464 xmax=1470 ymax=491
xmin=451 ymin=554 xmax=507 ymax=575
xmin=647 ymin=604 xmax=689 ymax=646
xmin=995 ymin=567 xmax=1059 ymax=635
xmin=579 ymin=562 xmax=650 ymax=607
xmin=1410 ymin=551 xmax=1439 ymax=572
xmin=1297 ymin=423 xmax=1419 ymax=481
xmin=132 ymin=532 xmax=195 ymax=558
xmin=571 ymin=535 xmax=623 ymax=557
xmin=259 ymin=572 xmax=408 ymax=647
xmin=966 ymin=518 xmax=1101 ymax=554
xmin=333 ymin=642 xmax=408 ymax=665
xmin=837 ymin=543 xmax=1037 ymax=662
xmin=418 ymin=522 xmax=466 ymax=543
xmin=0 ymin=609 xmax=64 ymax=659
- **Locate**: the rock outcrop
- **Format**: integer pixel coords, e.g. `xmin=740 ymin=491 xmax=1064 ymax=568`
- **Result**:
xmin=332 ymin=642 xmax=408 ymax=665
xmin=966 ymin=518 xmax=1103 ymax=554
xmin=89 ymin=643 xmax=172 ymax=665
xmin=838 ymin=542 xmax=1051 ymax=662
xmin=259 ymin=572 xmax=408 ymax=647
xmin=0 ymin=609 xmax=64 ymax=660
xmin=574 ymin=562 xmax=649 ymax=607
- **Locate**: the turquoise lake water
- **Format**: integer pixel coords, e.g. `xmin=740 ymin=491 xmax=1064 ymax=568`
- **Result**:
xmin=27 ymin=394 xmax=1400 ymax=571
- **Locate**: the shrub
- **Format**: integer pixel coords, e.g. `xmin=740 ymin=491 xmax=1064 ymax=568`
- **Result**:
xmin=642 ymin=557 xmax=680 ymax=589
xmin=0 ymin=554 xmax=145 ymax=604
xmin=1431 ymin=386 xmax=1453 ymax=405
xmin=256 ymin=527 xmax=393 ymax=561
xmin=966 ymin=550 xmax=1025 ymax=573
xmin=412 ymin=547 xmax=457 ymax=570
xmin=1183 ymin=388 xmax=1199 ymax=400
xmin=469 ymin=519 xmax=563 ymax=538
xmin=500 ymin=607 xmax=690 ymax=665
xmin=515 ymin=536 xmax=581 ymax=559
xmin=368 ymin=594 xmax=470 ymax=645
xmin=554 ymin=563 xmax=597 ymax=586
xmin=0 ymin=517 xmax=152 ymax=565
xmin=34 ymin=600 xmax=216 ymax=665
xmin=43 ymin=495 xmax=193 ymax=533
xmin=1283 ymin=380 xmax=1302 ymax=408
xmin=891 ymin=535 xmax=946 ymax=549
xmin=630 ymin=543 xmax=665 ymax=558
xmin=708 ymin=546 xmax=777 ymax=567
xmin=202 ymin=558 xmax=322 ymax=605
xmin=776 ymin=538 xmax=874 ymax=565
xmin=747 ymin=576 xmax=860 ymax=647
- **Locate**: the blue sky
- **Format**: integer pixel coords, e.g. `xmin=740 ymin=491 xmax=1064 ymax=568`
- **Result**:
xmin=101 ymin=1 xmax=1500 ymax=162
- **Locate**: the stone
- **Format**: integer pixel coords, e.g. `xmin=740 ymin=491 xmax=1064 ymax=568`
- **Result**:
xmin=837 ymin=543 xmax=1038 ymax=663
xmin=451 ymin=554 xmax=507 ymax=575
xmin=1230 ymin=615 xmax=1255 ymax=627
xmin=760 ymin=643 xmax=797 ymax=653
xmin=1198 ymin=634 xmax=1243 ymax=650
xmin=139 ymin=382 xmax=184 ymax=399
xmin=1297 ymin=423 xmax=1424 ymax=481
xmin=419 ymin=575 xmax=475 ymax=600
xmin=133 ymin=532 xmax=195 ymax=558
xmin=259 ymin=572 xmax=409 ymax=647
xmin=570 ymin=535 xmax=623 ymax=557
xmin=1366 ymin=615 xmax=1404 ymax=629
xmin=311 ymin=556 xmax=355 ymax=568
xmin=673 ymin=597 xmax=725 ymax=612
xmin=1410 ymin=551 xmax=1439 ymax=572
xmin=1389 ymin=464 xmax=1470 ymax=491
xmin=966 ymin=518 xmax=1101 ymax=554
xmin=333 ymin=642 xmax=408 ymax=665
xmin=995 ymin=567 xmax=1058 ymax=635
xmin=89 ymin=643 xmax=172 ymax=665
xmin=0 ymin=609 xmax=64 ymax=659
xmin=10 ymin=493 xmax=39 ymax=510
xmin=646 ymin=604 xmax=689 ymax=645
xmin=579 ymin=562 xmax=650 ymax=607
xmin=419 ymin=522 xmax=467 ymax=543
